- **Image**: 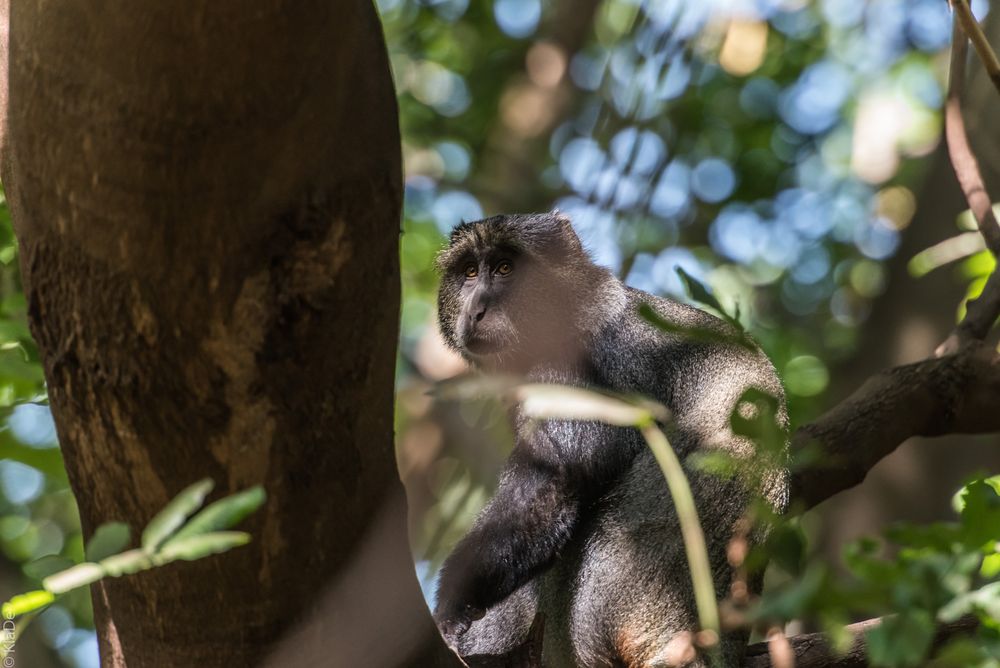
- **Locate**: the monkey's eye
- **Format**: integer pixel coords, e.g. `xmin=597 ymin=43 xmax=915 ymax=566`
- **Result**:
xmin=463 ymin=264 xmax=478 ymax=279
xmin=495 ymin=260 xmax=513 ymax=276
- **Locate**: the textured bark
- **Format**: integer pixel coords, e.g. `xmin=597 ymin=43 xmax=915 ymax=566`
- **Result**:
xmin=2 ymin=1 xmax=456 ymax=666
xmin=791 ymin=343 xmax=1000 ymax=510
xmin=742 ymin=615 xmax=978 ymax=668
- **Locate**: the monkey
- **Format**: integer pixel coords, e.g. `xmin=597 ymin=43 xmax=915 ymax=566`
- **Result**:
xmin=432 ymin=212 xmax=789 ymax=667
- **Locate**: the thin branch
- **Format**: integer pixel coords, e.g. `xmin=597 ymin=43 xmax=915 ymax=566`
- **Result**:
xmin=937 ymin=15 xmax=1000 ymax=354
xmin=742 ymin=615 xmax=978 ymax=668
xmin=789 ymin=343 xmax=1000 ymax=511
xmin=945 ymin=17 xmax=1000 ymax=254
xmin=951 ymin=0 xmax=1000 ymax=95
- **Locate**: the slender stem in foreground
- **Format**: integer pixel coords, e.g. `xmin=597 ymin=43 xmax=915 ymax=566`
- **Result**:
xmin=639 ymin=422 xmax=721 ymax=641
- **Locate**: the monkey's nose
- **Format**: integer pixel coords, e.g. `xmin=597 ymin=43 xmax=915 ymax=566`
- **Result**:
xmin=474 ymin=307 xmax=487 ymax=322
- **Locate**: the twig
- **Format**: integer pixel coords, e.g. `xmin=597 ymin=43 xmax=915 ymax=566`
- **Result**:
xmin=937 ymin=15 xmax=1000 ymax=355
xmin=951 ymin=0 xmax=1000 ymax=95
xmin=641 ymin=423 xmax=721 ymax=646
xmin=945 ymin=18 xmax=1000 ymax=254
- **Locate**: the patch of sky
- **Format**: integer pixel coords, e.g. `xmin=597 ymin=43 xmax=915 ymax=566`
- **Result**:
xmin=404 ymin=175 xmax=437 ymax=219
xmin=431 ymin=191 xmax=483 ymax=235
xmin=652 ymin=247 xmax=707 ymax=297
xmin=493 ymin=0 xmax=540 ymax=38
xmin=554 ymin=198 xmax=623 ymax=272
xmin=855 ymin=216 xmax=900 ymax=260
xmin=650 ymin=160 xmax=692 ymax=220
xmin=570 ymin=48 xmax=609 ymax=92
xmin=691 ymin=158 xmax=736 ymax=204
xmin=779 ymin=60 xmax=853 ymax=136
xmin=9 ymin=403 xmax=58 ymax=447
xmin=770 ymin=6 xmax=820 ymax=38
xmin=791 ymin=245 xmax=832 ymax=284
xmin=560 ymin=137 xmax=606 ymax=195
xmin=610 ymin=127 xmax=666 ymax=175
xmin=710 ymin=205 xmax=764 ymax=264
xmin=820 ymin=0 xmax=866 ymax=29
xmin=906 ymin=0 xmax=952 ymax=52
xmin=435 ymin=141 xmax=472 ymax=181
xmin=0 ymin=461 xmax=44 ymax=504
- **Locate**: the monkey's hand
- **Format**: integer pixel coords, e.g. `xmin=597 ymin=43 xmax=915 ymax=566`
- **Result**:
xmin=434 ymin=553 xmax=489 ymax=644
xmin=434 ymin=601 xmax=485 ymax=644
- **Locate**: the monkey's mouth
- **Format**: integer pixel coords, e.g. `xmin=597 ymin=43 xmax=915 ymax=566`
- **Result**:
xmin=464 ymin=336 xmax=502 ymax=356
xmin=462 ymin=331 xmax=513 ymax=357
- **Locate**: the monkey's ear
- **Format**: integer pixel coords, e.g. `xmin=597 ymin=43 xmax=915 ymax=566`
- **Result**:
xmin=550 ymin=210 xmax=585 ymax=256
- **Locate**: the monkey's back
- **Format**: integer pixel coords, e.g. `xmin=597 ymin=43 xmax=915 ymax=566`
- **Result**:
xmin=539 ymin=288 xmax=789 ymax=667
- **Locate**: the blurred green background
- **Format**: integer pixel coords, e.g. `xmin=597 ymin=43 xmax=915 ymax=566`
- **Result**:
xmin=0 ymin=0 xmax=998 ymax=664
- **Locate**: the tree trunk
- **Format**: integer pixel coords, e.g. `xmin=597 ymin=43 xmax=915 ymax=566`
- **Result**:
xmin=2 ymin=1 xmax=455 ymax=665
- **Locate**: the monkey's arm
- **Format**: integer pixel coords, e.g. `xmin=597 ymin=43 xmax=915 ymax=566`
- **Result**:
xmin=435 ymin=420 xmax=632 ymax=638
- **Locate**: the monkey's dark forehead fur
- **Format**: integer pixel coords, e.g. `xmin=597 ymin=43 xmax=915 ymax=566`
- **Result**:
xmin=435 ymin=213 xmax=578 ymax=271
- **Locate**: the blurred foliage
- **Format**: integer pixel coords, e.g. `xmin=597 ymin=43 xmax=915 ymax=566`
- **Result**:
xmin=752 ymin=476 xmax=1000 ymax=667
xmin=1 ymin=478 xmax=265 ymax=666
xmin=0 ymin=0 xmax=991 ymax=665
xmin=387 ymin=0 xmax=1000 ymax=662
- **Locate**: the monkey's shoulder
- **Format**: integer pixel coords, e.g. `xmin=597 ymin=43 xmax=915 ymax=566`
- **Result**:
xmin=589 ymin=285 xmax=782 ymax=407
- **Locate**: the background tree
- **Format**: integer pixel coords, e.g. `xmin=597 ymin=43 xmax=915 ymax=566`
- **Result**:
xmin=0 ymin=0 xmax=455 ymax=666
xmin=0 ymin=0 xmax=996 ymax=666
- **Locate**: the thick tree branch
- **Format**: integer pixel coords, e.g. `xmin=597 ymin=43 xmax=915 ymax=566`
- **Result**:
xmin=742 ymin=615 xmax=978 ymax=668
xmin=789 ymin=343 xmax=1000 ymax=511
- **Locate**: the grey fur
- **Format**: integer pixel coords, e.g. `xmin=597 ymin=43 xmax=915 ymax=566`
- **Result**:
xmin=435 ymin=214 xmax=788 ymax=667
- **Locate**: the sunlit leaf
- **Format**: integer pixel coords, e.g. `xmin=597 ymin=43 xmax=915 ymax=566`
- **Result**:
xmin=99 ymin=549 xmax=153 ymax=577
xmin=41 ymin=563 xmax=104 ymax=595
xmin=170 ymin=486 xmax=266 ymax=541
xmin=675 ymin=267 xmax=744 ymax=332
xmin=141 ymin=479 xmax=214 ymax=552
xmin=157 ymin=531 xmax=251 ymax=562
xmin=865 ymin=611 xmax=934 ymax=667
xmin=2 ymin=590 xmax=54 ymax=618
xmin=515 ymin=383 xmax=667 ymax=426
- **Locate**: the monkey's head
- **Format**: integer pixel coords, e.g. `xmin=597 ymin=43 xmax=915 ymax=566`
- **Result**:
xmin=435 ymin=212 xmax=603 ymax=371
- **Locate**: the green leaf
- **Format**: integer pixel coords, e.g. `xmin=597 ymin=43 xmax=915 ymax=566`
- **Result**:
xmin=157 ymin=531 xmax=251 ymax=562
xmin=939 ymin=582 xmax=1000 ymax=624
xmin=23 ymin=555 xmax=75 ymax=581
xmin=751 ymin=564 xmax=828 ymax=622
xmin=42 ymin=562 xmax=105 ymax=595
xmin=638 ymin=303 xmax=753 ymax=350
xmin=171 ymin=486 xmax=266 ymax=541
xmin=956 ymin=478 xmax=1000 ymax=549
xmin=675 ymin=267 xmax=744 ymax=332
xmin=2 ymin=590 xmax=54 ymax=618
xmin=765 ymin=523 xmax=807 ymax=577
xmin=865 ymin=611 xmax=935 ymax=667
xmin=982 ymin=552 xmax=1000 ymax=578
xmin=99 ymin=549 xmax=154 ymax=577
xmin=952 ymin=475 xmax=1000 ymax=514
xmin=86 ymin=522 xmax=132 ymax=562
xmin=141 ymin=479 xmax=214 ymax=552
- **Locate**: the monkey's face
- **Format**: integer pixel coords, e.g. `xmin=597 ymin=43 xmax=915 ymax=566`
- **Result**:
xmin=439 ymin=246 xmax=525 ymax=361
xmin=436 ymin=214 xmax=593 ymax=371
